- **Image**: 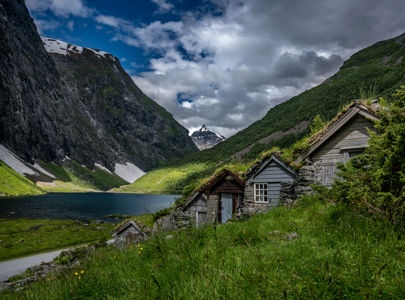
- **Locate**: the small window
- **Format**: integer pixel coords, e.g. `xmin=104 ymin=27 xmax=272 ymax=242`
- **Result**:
xmin=254 ymin=183 xmax=268 ymax=203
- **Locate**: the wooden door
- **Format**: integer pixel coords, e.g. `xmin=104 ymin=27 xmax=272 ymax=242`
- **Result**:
xmin=221 ymin=193 xmax=233 ymax=223
xmin=268 ymin=183 xmax=281 ymax=207
xmin=320 ymin=156 xmax=344 ymax=186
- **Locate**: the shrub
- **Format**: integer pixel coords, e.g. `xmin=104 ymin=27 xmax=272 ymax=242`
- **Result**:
xmin=329 ymin=86 xmax=405 ymax=225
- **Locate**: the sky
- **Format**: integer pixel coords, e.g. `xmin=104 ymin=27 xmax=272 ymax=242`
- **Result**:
xmin=25 ymin=0 xmax=405 ymax=137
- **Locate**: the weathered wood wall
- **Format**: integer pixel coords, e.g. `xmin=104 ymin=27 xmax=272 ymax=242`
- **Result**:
xmin=210 ymin=177 xmax=244 ymax=194
xmin=251 ymin=161 xmax=295 ymax=183
xmin=310 ymin=114 xmax=375 ymax=186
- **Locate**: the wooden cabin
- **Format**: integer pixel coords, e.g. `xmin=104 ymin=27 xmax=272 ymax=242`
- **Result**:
xmin=112 ymin=220 xmax=147 ymax=247
xmin=295 ymin=103 xmax=379 ymax=186
xmin=244 ymin=154 xmax=298 ymax=214
xmin=181 ymin=170 xmax=245 ymax=226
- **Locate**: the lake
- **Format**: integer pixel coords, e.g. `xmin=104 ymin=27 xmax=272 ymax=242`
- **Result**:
xmin=0 ymin=193 xmax=177 ymax=222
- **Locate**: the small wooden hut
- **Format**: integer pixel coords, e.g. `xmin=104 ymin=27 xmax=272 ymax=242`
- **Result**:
xmin=112 ymin=220 xmax=147 ymax=247
xmin=244 ymin=154 xmax=298 ymax=214
xmin=295 ymin=103 xmax=379 ymax=186
xmin=181 ymin=170 xmax=245 ymax=226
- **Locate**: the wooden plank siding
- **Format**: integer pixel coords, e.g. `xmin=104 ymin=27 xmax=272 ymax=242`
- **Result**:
xmin=268 ymin=183 xmax=281 ymax=207
xmin=211 ymin=178 xmax=244 ymax=194
xmin=252 ymin=161 xmax=295 ymax=183
xmin=310 ymin=114 xmax=376 ymax=186
xmin=312 ymin=115 xmax=374 ymax=161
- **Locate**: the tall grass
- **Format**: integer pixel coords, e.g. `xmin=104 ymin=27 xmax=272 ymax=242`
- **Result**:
xmin=2 ymin=196 xmax=404 ymax=299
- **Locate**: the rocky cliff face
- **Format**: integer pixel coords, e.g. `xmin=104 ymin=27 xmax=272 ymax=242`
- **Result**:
xmin=191 ymin=125 xmax=225 ymax=150
xmin=0 ymin=0 xmax=197 ymax=175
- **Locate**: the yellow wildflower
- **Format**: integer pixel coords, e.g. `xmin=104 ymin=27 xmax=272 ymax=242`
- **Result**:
xmin=138 ymin=251 xmax=141 ymax=254
xmin=74 ymin=272 xmax=78 ymax=276
xmin=137 ymin=244 xmax=141 ymax=247
xmin=140 ymin=248 xmax=143 ymax=250
xmin=81 ymin=270 xmax=84 ymax=274
xmin=78 ymin=276 xmax=81 ymax=280
xmin=114 ymin=256 xmax=116 ymax=259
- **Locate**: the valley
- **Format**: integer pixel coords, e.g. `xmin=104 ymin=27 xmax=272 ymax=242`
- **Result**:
xmin=0 ymin=0 xmax=404 ymax=298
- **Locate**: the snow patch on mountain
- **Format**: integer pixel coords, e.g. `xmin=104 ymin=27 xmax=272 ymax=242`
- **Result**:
xmin=0 ymin=144 xmax=38 ymax=176
xmin=31 ymin=163 xmax=56 ymax=179
xmin=114 ymin=162 xmax=145 ymax=183
xmin=41 ymin=37 xmax=111 ymax=59
xmin=95 ymin=163 xmax=112 ymax=174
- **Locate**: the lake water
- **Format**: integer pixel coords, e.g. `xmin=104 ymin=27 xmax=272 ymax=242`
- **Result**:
xmin=0 ymin=193 xmax=177 ymax=222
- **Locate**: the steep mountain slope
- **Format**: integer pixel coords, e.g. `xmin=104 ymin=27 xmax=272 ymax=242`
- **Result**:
xmin=40 ymin=37 xmax=197 ymax=172
xmin=191 ymin=125 xmax=225 ymax=150
xmin=0 ymin=0 xmax=197 ymax=194
xmin=119 ymin=32 xmax=405 ymax=194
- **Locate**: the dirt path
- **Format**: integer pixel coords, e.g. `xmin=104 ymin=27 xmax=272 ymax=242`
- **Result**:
xmin=0 ymin=249 xmax=68 ymax=282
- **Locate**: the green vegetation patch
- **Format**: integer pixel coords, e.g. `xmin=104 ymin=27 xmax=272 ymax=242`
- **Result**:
xmin=64 ymin=161 xmax=128 ymax=191
xmin=0 ymin=219 xmax=115 ymax=261
xmin=0 ymin=162 xmax=44 ymax=196
xmin=2 ymin=197 xmax=404 ymax=299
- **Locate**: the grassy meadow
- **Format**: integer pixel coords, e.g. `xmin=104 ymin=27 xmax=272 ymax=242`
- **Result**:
xmin=1 ymin=196 xmax=404 ymax=299
xmin=0 ymin=219 xmax=115 ymax=261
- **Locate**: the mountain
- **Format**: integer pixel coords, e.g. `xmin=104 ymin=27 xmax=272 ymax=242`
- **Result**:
xmin=119 ymin=31 xmax=405 ymax=194
xmin=0 ymin=0 xmax=197 ymax=191
xmin=191 ymin=125 xmax=226 ymax=150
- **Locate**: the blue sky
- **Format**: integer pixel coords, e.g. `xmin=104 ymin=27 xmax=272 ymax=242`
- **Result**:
xmin=26 ymin=0 xmax=405 ymax=136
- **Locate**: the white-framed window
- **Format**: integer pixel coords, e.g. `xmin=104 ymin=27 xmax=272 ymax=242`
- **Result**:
xmin=254 ymin=183 xmax=268 ymax=203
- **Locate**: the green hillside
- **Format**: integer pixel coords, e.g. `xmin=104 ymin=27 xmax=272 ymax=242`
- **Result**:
xmin=117 ymin=32 xmax=405 ymax=195
xmin=0 ymin=162 xmax=44 ymax=196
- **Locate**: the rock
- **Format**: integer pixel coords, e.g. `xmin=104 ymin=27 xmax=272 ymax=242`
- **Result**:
xmin=15 ymin=287 xmax=23 ymax=292
xmin=95 ymin=220 xmax=104 ymax=224
xmin=152 ymin=214 xmax=177 ymax=233
xmin=83 ymin=224 xmax=89 ymax=227
xmin=18 ymin=239 xmax=24 ymax=242
xmin=9 ymin=212 xmax=15 ymax=215
xmin=28 ymin=265 xmax=41 ymax=273
xmin=165 ymin=235 xmax=174 ymax=239
xmin=269 ymin=230 xmax=280 ymax=235
xmin=61 ymin=226 xmax=66 ymax=229
xmin=285 ymin=232 xmax=300 ymax=240
xmin=0 ymin=240 xmax=2 ymax=243
xmin=0 ymin=282 xmax=11 ymax=292
xmin=96 ymin=227 xmax=104 ymax=230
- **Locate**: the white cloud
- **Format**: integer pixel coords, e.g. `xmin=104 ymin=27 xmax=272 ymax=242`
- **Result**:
xmin=67 ymin=20 xmax=74 ymax=30
xmin=94 ymin=14 xmax=128 ymax=28
xmin=33 ymin=18 xmax=60 ymax=33
xmin=151 ymin=0 xmax=174 ymax=13
xmin=25 ymin=0 xmax=92 ymax=17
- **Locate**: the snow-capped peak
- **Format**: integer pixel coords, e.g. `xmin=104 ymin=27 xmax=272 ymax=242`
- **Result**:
xmin=199 ymin=125 xmax=210 ymax=132
xmin=191 ymin=125 xmax=226 ymax=150
xmin=41 ymin=37 xmax=114 ymax=60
